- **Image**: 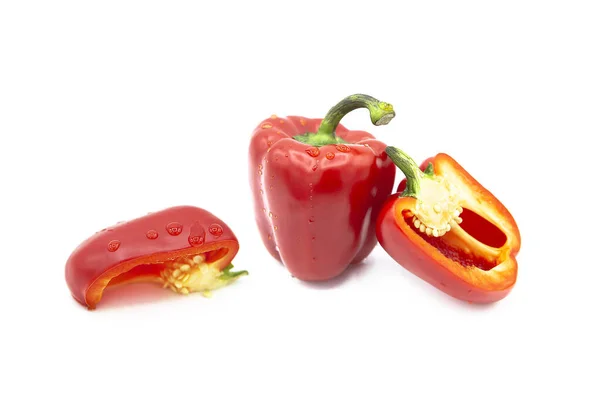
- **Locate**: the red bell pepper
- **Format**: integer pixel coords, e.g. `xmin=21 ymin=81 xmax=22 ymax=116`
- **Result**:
xmin=376 ymin=147 xmax=521 ymax=303
xmin=65 ymin=206 xmax=247 ymax=309
xmin=249 ymin=94 xmax=397 ymax=281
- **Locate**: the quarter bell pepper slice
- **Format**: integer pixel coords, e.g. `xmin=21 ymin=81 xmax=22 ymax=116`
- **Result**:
xmin=249 ymin=94 xmax=397 ymax=281
xmin=376 ymin=147 xmax=521 ymax=303
xmin=65 ymin=206 xmax=247 ymax=309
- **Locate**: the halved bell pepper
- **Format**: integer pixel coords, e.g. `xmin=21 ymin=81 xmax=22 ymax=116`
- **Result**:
xmin=249 ymin=94 xmax=397 ymax=281
xmin=376 ymin=147 xmax=521 ymax=303
xmin=65 ymin=206 xmax=247 ymax=309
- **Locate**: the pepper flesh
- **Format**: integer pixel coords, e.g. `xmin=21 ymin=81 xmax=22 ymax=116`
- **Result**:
xmin=249 ymin=94 xmax=396 ymax=281
xmin=376 ymin=150 xmax=521 ymax=303
xmin=65 ymin=206 xmax=246 ymax=309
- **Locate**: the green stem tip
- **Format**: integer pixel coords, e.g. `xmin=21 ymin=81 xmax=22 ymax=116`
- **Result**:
xmin=293 ymin=94 xmax=396 ymax=147
xmin=219 ymin=264 xmax=248 ymax=281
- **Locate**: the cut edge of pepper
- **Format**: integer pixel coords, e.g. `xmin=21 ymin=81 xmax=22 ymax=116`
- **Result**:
xmin=84 ymin=240 xmax=242 ymax=310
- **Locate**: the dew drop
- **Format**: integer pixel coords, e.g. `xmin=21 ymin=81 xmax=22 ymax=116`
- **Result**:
xmin=258 ymin=164 xmax=263 ymax=170
xmin=208 ymin=223 xmax=223 ymax=237
xmin=188 ymin=221 xmax=206 ymax=246
xmin=188 ymin=235 xmax=204 ymax=246
xmin=306 ymin=147 xmax=320 ymax=157
xmin=146 ymin=230 xmax=158 ymax=240
xmin=326 ymin=152 xmax=335 ymax=160
xmin=107 ymin=240 xmax=121 ymax=252
xmin=274 ymin=226 xmax=278 ymax=230
xmin=309 ymin=196 xmax=313 ymax=200
xmin=269 ymin=212 xmax=273 ymax=218
xmin=268 ymin=234 xmax=272 ymax=240
xmin=270 ymin=114 xmax=278 ymax=120
xmin=269 ymin=185 xmax=273 ymax=189
xmin=308 ymin=217 xmax=315 ymax=223
xmin=285 ymin=154 xmax=289 ymax=158
xmin=312 ymin=237 xmax=316 ymax=241
xmin=336 ymin=144 xmax=350 ymax=153
xmin=300 ymin=119 xmax=306 ymax=126
xmin=166 ymin=222 xmax=183 ymax=236
xmin=309 ymin=183 xmax=313 ymax=187
xmin=258 ymin=170 xmax=263 ymax=176
xmin=267 ymin=141 xmax=272 ymax=147
xmin=259 ymin=189 xmax=264 ymax=194
xmin=312 ymin=164 xmax=318 ymax=171
xmin=262 ymin=123 xmax=273 ymax=129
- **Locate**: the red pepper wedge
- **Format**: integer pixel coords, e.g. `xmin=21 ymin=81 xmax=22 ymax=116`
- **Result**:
xmin=376 ymin=147 xmax=521 ymax=303
xmin=65 ymin=206 xmax=247 ymax=309
xmin=249 ymin=94 xmax=396 ymax=281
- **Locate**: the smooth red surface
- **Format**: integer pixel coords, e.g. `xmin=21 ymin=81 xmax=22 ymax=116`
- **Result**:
xmin=65 ymin=206 xmax=239 ymax=308
xmin=249 ymin=116 xmax=395 ymax=281
xmin=377 ymin=154 xmax=521 ymax=303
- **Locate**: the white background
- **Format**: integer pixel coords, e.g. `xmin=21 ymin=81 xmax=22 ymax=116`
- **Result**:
xmin=1 ymin=1 xmax=598 ymax=399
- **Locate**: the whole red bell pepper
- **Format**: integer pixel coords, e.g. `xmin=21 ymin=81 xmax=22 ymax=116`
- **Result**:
xmin=249 ymin=94 xmax=397 ymax=281
xmin=376 ymin=146 xmax=521 ymax=303
xmin=65 ymin=206 xmax=247 ymax=309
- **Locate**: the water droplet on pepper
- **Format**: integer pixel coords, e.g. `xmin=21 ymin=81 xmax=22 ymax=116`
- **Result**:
xmin=107 ymin=240 xmax=120 ymax=252
xmin=336 ymin=144 xmax=350 ymax=153
xmin=262 ymin=123 xmax=272 ymax=129
xmin=306 ymin=147 xmax=320 ymax=157
xmin=188 ymin=221 xmax=206 ymax=246
xmin=146 ymin=230 xmax=158 ymax=240
xmin=166 ymin=222 xmax=183 ymax=236
xmin=326 ymin=152 xmax=335 ymax=160
xmin=208 ymin=223 xmax=223 ymax=237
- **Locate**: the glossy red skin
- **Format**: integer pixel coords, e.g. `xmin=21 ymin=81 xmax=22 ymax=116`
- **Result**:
xmin=249 ymin=116 xmax=396 ymax=281
xmin=377 ymin=154 xmax=521 ymax=303
xmin=65 ymin=206 xmax=239 ymax=309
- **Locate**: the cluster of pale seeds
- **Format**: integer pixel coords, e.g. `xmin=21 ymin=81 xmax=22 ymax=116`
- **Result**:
xmin=412 ymin=206 xmax=464 ymax=238
xmin=160 ymin=254 xmax=207 ymax=296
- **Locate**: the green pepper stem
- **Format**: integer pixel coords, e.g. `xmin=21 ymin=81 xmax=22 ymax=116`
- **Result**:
xmin=293 ymin=94 xmax=396 ymax=147
xmin=385 ymin=146 xmax=425 ymax=198
xmin=219 ymin=264 xmax=248 ymax=281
